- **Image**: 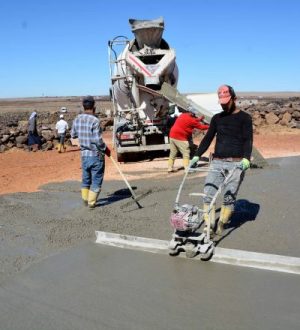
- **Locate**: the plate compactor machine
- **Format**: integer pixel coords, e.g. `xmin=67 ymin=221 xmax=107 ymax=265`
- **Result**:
xmin=168 ymin=165 xmax=239 ymax=260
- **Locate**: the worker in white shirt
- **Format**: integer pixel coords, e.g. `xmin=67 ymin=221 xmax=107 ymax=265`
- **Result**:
xmin=55 ymin=114 xmax=69 ymax=153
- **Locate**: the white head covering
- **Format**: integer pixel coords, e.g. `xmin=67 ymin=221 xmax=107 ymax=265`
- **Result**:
xmin=29 ymin=111 xmax=37 ymax=120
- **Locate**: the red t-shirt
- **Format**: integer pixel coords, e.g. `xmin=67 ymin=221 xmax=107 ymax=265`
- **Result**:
xmin=169 ymin=113 xmax=209 ymax=141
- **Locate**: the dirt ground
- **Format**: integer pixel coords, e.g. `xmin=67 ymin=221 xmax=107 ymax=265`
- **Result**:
xmin=1 ymin=124 xmax=300 ymax=283
xmin=1 ymin=126 xmax=300 ymax=195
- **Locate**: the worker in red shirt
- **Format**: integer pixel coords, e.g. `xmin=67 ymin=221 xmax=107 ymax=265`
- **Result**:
xmin=168 ymin=109 xmax=209 ymax=172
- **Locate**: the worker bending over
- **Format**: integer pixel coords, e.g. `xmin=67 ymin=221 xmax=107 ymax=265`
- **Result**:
xmin=168 ymin=109 xmax=209 ymax=172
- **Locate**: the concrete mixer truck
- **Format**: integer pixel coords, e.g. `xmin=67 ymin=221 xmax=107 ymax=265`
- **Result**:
xmin=108 ymin=17 xmax=179 ymax=161
xmin=107 ymin=17 xmax=268 ymax=168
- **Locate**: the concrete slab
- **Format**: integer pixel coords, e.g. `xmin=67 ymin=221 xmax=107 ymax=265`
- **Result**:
xmin=1 ymin=156 xmax=300 ymax=282
xmin=0 ymin=243 xmax=300 ymax=330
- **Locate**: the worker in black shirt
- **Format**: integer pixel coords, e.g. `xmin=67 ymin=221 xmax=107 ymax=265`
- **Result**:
xmin=190 ymin=85 xmax=253 ymax=236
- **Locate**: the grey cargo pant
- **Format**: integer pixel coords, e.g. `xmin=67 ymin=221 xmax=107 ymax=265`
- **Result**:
xmin=203 ymin=159 xmax=244 ymax=210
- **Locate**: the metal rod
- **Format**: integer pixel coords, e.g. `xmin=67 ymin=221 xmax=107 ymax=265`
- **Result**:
xmin=109 ymin=156 xmax=142 ymax=208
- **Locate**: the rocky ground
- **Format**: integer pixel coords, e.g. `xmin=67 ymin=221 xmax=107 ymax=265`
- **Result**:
xmin=0 ymin=93 xmax=299 ymax=153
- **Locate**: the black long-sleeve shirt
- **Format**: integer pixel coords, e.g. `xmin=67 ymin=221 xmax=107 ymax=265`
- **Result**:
xmin=195 ymin=110 xmax=253 ymax=160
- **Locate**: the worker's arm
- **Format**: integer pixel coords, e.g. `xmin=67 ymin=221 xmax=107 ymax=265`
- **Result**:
xmin=192 ymin=116 xmax=210 ymax=131
xmin=92 ymin=121 xmax=106 ymax=153
xmin=194 ymin=121 xmax=209 ymax=130
xmin=238 ymin=114 xmax=253 ymax=171
xmin=194 ymin=115 xmax=217 ymax=157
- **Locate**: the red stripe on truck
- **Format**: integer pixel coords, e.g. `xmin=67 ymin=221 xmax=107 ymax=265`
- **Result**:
xmin=128 ymin=54 xmax=152 ymax=77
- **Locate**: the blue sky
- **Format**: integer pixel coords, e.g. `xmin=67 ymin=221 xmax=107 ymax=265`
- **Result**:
xmin=0 ymin=0 xmax=299 ymax=98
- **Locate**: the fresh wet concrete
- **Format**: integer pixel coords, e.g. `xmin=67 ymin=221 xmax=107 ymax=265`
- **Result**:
xmin=0 ymin=243 xmax=299 ymax=330
xmin=0 ymin=156 xmax=300 ymax=282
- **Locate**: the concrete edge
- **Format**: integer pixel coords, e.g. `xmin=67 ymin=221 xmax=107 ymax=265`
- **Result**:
xmin=95 ymin=231 xmax=300 ymax=275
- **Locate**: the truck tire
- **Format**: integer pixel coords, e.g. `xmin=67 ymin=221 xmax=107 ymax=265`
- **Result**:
xmin=117 ymin=153 xmax=124 ymax=162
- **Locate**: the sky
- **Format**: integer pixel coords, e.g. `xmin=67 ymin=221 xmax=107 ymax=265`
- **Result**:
xmin=0 ymin=0 xmax=299 ymax=98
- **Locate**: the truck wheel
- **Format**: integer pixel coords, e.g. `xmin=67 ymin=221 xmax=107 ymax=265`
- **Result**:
xmin=117 ymin=153 xmax=124 ymax=162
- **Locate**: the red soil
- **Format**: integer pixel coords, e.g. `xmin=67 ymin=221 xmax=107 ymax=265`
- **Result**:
xmin=1 ymin=128 xmax=300 ymax=195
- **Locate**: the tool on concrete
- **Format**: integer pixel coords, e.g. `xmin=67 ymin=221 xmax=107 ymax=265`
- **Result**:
xmin=109 ymin=155 xmax=142 ymax=209
xmin=168 ymin=165 xmax=239 ymax=260
xmin=120 ymin=189 xmax=152 ymax=210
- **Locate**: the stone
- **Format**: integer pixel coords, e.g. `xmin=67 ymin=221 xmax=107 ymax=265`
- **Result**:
xmin=6 ymin=142 xmax=14 ymax=148
xmin=0 ymin=145 xmax=7 ymax=153
xmin=265 ymin=103 xmax=280 ymax=112
xmin=42 ymin=141 xmax=54 ymax=151
xmin=292 ymin=110 xmax=300 ymax=119
xmin=15 ymin=135 xmax=28 ymax=145
xmin=253 ymin=111 xmax=261 ymax=119
xmin=253 ymin=117 xmax=264 ymax=126
xmin=1 ymin=135 xmax=10 ymax=143
xmin=41 ymin=130 xmax=55 ymax=141
xmin=18 ymin=120 xmax=28 ymax=133
xmin=280 ymin=112 xmax=292 ymax=126
xmin=9 ymin=128 xmax=18 ymax=136
xmin=265 ymin=112 xmax=279 ymax=125
xmin=288 ymin=120 xmax=298 ymax=128
xmin=7 ymin=120 xmax=18 ymax=127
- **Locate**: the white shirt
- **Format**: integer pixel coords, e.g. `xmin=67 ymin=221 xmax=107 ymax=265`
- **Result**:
xmin=56 ymin=119 xmax=69 ymax=134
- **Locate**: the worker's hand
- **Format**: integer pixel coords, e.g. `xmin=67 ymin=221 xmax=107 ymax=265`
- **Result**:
xmin=190 ymin=156 xmax=199 ymax=168
xmin=239 ymin=158 xmax=250 ymax=171
xmin=105 ymin=146 xmax=111 ymax=157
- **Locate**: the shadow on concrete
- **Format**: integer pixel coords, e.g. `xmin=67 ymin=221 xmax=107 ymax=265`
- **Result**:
xmin=214 ymin=199 xmax=260 ymax=246
xmin=97 ymin=188 xmax=133 ymax=207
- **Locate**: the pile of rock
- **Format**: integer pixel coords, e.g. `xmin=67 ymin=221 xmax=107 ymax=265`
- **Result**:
xmin=0 ymin=97 xmax=299 ymax=153
xmin=0 ymin=111 xmax=113 ymax=153
xmin=239 ymin=97 xmax=300 ymax=130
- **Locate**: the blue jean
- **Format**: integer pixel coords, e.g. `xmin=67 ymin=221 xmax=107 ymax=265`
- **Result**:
xmin=58 ymin=133 xmax=66 ymax=145
xmin=81 ymin=156 xmax=105 ymax=193
xmin=203 ymin=160 xmax=244 ymax=209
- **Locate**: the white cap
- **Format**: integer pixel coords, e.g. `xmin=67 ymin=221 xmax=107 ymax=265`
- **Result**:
xmin=60 ymin=114 xmax=64 ymax=119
